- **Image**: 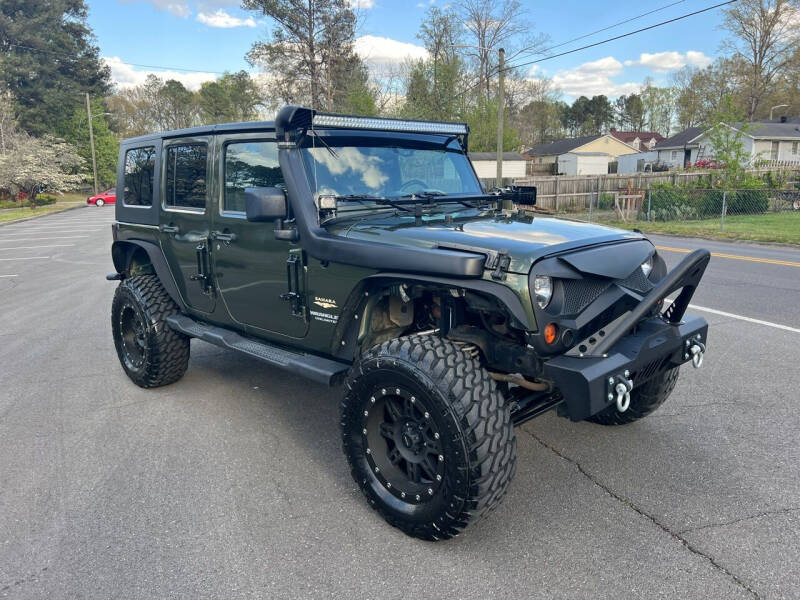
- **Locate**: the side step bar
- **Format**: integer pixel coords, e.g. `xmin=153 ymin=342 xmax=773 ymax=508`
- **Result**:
xmin=166 ymin=314 xmax=349 ymax=386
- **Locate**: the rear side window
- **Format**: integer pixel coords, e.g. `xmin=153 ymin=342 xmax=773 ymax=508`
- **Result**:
xmin=224 ymin=141 xmax=283 ymax=213
xmin=123 ymin=147 xmax=155 ymax=206
xmin=165 ymin=143 xmax=208 ymax=210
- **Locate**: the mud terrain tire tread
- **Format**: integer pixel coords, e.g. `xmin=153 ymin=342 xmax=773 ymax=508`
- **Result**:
xmin=112 ymin=274 xmax=190 ymax=388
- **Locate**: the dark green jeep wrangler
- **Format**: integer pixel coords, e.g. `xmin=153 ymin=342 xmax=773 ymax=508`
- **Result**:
xmin=109 ymin=106 xmax=709 ymax=540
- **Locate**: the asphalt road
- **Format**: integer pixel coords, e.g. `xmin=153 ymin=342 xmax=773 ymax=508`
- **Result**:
xmin=1 ymin=208 xmax=798 ymax=599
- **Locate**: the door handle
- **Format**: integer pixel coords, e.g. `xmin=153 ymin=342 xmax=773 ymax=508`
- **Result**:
xmin=211 ymin=230 xmax=237 ymax=244
xmin=160 ymin=224 xmax=179 ymax=234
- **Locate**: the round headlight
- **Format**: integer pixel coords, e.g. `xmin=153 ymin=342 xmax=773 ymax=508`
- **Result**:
xmin=533 ymin=275 xmax=553 ymax=309
xmin=641 ymin=256 xmax=653 ymax=278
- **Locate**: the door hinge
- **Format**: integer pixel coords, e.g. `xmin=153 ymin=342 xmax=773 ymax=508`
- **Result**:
xmin=281 ymin=253 xmax=306 ymax=318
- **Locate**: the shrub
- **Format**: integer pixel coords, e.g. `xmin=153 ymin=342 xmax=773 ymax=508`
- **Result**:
xmin=31 ymin=194 xmax=58 ymax=207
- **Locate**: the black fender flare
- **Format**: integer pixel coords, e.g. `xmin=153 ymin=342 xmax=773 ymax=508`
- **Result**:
xmin=111 ymin=240 xmax=186 ymax=311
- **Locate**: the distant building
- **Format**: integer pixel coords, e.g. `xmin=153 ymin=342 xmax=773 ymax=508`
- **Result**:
xmin=655 ymin=122 xmax=800 ymax=168
xmin=557 ymin=152 xmax=609 ymax=176
xmin=468 ymin=152 xmax=527 ymax=179
xmin=524 ymin=134 xmax=639 ymax=170
xmin=608 ymin=128 xmax=664 ymax=151
xmin=653 ymin=127 xmax=704 ymax=168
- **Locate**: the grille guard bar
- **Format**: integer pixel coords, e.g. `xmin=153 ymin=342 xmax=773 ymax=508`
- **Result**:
xmin=590 ymin=248 xmax=710 ymax=356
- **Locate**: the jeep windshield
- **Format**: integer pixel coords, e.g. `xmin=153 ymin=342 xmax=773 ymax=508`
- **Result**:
xmin=299 ymin=135 xmax=483 ymax=209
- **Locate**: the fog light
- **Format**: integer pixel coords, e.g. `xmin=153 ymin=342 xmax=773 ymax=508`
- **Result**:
xmin=544 ymin=323 xmax=558 ymax=344
xmin=533 ymin=275 xmax=553 ymax=309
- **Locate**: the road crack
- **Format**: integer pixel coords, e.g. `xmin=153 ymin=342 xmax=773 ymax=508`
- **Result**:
xmin=523 ymin=428 xmax=760 ymax=599
xmin=679 ymin=507 xmax=800 ymax=535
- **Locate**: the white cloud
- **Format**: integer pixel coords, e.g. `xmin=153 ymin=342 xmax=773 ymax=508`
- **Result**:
xmin=103 ymin=56 xmax=218 ymax=91
xmin=196 ymin=9 xmax=256 ymax=28
xmin=354 ymin=35 xmax=428 ymax=68
xmin=624 ymin=50 xmax=712 ymax=72
xmin=350 ymin=0 xmax=375 ymax=8
xmin=123 ymin=0 xmax=191 ymax=17
xmin=547 ymin=56 xmax=641 ymax=98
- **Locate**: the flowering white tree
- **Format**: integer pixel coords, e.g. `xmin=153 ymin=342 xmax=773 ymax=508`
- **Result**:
xmin=0 ymin=133 xmax=85 ymax=205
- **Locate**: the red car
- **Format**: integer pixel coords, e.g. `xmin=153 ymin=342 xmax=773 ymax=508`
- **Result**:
xmin=87 ymin=188 xmax=116 ymax=206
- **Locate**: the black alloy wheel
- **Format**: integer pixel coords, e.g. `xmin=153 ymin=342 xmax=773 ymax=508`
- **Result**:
xmin=362 ymin=385 xmax=445 ymax=504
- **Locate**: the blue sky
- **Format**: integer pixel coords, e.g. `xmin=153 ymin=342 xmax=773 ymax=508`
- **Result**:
xmin=87 ymin=0 xmax=730 ymax=101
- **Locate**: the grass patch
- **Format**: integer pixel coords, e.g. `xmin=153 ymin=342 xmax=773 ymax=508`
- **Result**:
xmin=605 ymin=212 xmax=800 ymax=245
xmin=0 ymin=192 xmax=88 ymax=225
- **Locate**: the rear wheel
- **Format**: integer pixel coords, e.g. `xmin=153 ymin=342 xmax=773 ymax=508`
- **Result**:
xmin=341 ymin=335 xmax=516 ymax=540
xmin=111 ymin=274 xmax=189 ymax=388
xmin=587 ymin=367 xmax=679 ymax=425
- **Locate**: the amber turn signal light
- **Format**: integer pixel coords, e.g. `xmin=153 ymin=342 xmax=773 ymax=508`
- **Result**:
xmin=544 ymin=323 xmax=558 ymax=344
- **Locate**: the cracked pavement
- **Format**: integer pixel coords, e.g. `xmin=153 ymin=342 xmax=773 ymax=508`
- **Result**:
xmin=1 ymin=208 xmax=799 ymax=598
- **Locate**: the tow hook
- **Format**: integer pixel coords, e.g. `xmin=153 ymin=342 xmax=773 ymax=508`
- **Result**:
xmin=608 ymin=373 xmax=634 ymax=413
xmin=689 ymin=341 xmax=706 ymax=369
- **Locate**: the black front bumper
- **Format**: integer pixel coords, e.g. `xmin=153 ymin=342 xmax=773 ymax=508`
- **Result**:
xmin=543 ymin=315 xmax=708 ymax=421
xmin=542 ymin=248 xmax=711 ymax=421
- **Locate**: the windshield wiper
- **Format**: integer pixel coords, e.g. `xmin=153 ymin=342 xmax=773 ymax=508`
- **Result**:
xmin=333 ymin=194 xmax=414 ymax=212
xmin=396 ymin=191 xmax=492 ymax=209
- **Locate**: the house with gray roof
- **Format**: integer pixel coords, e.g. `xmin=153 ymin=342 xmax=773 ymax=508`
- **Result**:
xmin=655 ymin=122 xmax=800 ymax=168
xmin=523 ymin=134 xmax=639 ymax=171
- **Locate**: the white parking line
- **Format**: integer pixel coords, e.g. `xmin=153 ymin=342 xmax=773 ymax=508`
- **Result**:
xmin=0 ymin=274 xmax=18 ymax=278
xmin=688 ymin=304 xmax=800 ymax=334
xmin=0 ymin=256 xmax=49 ymax=261
xmin=0 ymin=245 xmax=74 ymax=251
xmin=0 ymin=235 xmax=89 ymax=240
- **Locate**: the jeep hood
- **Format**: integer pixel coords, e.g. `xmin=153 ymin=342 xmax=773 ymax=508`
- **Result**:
xmin=324 ymin=210 xmax=647 ymax=274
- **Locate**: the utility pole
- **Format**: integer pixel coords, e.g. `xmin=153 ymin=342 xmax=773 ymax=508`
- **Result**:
xmin=86 ymin=93 xmax=98 ymax=196
xmin=497 ymin=48 xmax=509 ymax=209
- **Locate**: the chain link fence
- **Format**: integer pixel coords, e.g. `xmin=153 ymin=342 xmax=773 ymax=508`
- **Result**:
xmin=516 ymin=185 xmax=800 ymax=236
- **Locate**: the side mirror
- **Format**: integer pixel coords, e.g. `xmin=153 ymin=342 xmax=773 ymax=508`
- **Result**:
xmin=245 ymin=187 xmax=287 ymax=222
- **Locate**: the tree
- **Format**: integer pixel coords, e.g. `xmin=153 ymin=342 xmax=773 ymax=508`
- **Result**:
xmin=462 ymin=99 xmax=520 ymax=152
xmin=243 ymin=0 xmax=367 ymax=112
xmin=706 ymin=96 xmax=752 ymax=186
xmin=509 ymin=78 xmax=564 ymax=148
xmin=0 ymin=0 xmax=110 ymax=136
xmin=614 ymin=94 xmax=645 ymax=130
xmin=57 ymin=98 xmax=119 ymax=188
xmin=721 ymin=0 xmax=800 ymax=119
xmin=158 ymin=80 xmax=197 ymax=130
xmin=0 ymin=133 xmax=84 ymax=202
xmin=640 ymin=79 xmax=676 ymax=136
xmin=455 ymin=0 xmax=544 ymax=101
xmin=0 ymin=90 xmax=17 ymax=155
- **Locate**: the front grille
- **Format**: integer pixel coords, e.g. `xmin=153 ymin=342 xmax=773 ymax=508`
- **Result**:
xmin=562 ymin=278 xmax=610 ymax=314
xmin=618 ymin=267 xmax=654 ymax=294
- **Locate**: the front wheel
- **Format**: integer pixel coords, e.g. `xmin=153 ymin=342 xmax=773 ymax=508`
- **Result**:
xmin=587 ymin=367 xmax=679 ymax=425
xmin=341 ymin=335 xmax=516 ymax=540
xmin=96 ymin=198 xmax=104 ymax=207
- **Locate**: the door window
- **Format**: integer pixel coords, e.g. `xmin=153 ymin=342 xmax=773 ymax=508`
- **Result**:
xmin=770 ymin=141 xmax=779 ymax=160
xmin=165 ymin=143 xmax=208 ymax=211
xmin=123 ymin=147 xmax=155 ymax=206
xmin=223 ymin=141 xmax=284 ymax=213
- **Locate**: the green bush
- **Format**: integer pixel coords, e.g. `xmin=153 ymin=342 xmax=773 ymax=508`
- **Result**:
xmin=648 ymin=184 xmax=697 ymax=221
xmin=31 ymin=194 xmax=58 ymax=207
xmin=0 ymin=199 xmax=22 ymax=209
xmin=597 ymin=193 xmax=615 ymax=210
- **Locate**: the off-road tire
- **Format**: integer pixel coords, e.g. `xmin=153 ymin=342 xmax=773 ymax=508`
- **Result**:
xmin=111 ymin=274 xmax=190 ymax=388
xmin=587 ymin=367 xmax=680 ymax=425
xmin=341 ymin=335 xmax=516 ymax=540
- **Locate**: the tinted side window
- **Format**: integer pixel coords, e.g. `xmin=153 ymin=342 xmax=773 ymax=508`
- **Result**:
xmin=165 ymin=144 xmax=207 ymax=210
xmin=123 ymin=147 xmax=155 ymax=206
xmin=224 ymin=141 xmax=283 ymax=213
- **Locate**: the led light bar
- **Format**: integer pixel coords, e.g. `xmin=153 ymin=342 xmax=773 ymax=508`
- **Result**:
xmin=312 ymin=113 xmax=468 ymax=136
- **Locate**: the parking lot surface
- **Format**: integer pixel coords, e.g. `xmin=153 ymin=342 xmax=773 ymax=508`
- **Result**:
xmin=1 ymin=208 xmax=798 ymax=599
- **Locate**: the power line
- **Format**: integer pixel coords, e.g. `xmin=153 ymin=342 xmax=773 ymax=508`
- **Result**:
xmin=503 ymin=0 xmax=737 ymax=74
xmin=513 ymin=0 xmax=688 ymax=63
xmin=4 ymin=43 xmax=227 ymax=75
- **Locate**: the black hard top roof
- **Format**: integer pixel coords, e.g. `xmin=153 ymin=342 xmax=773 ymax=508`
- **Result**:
xmin=122 ymin=120 xmax=276 ymax=145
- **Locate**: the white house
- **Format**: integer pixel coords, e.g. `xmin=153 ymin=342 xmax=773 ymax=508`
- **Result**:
xmin=557 ymin=152 xmax=609 ymax=175
xmin=468 ymin=152 xmax=527 ymax=179
xmin=655 ymin=120 xmax=800 ymax=168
